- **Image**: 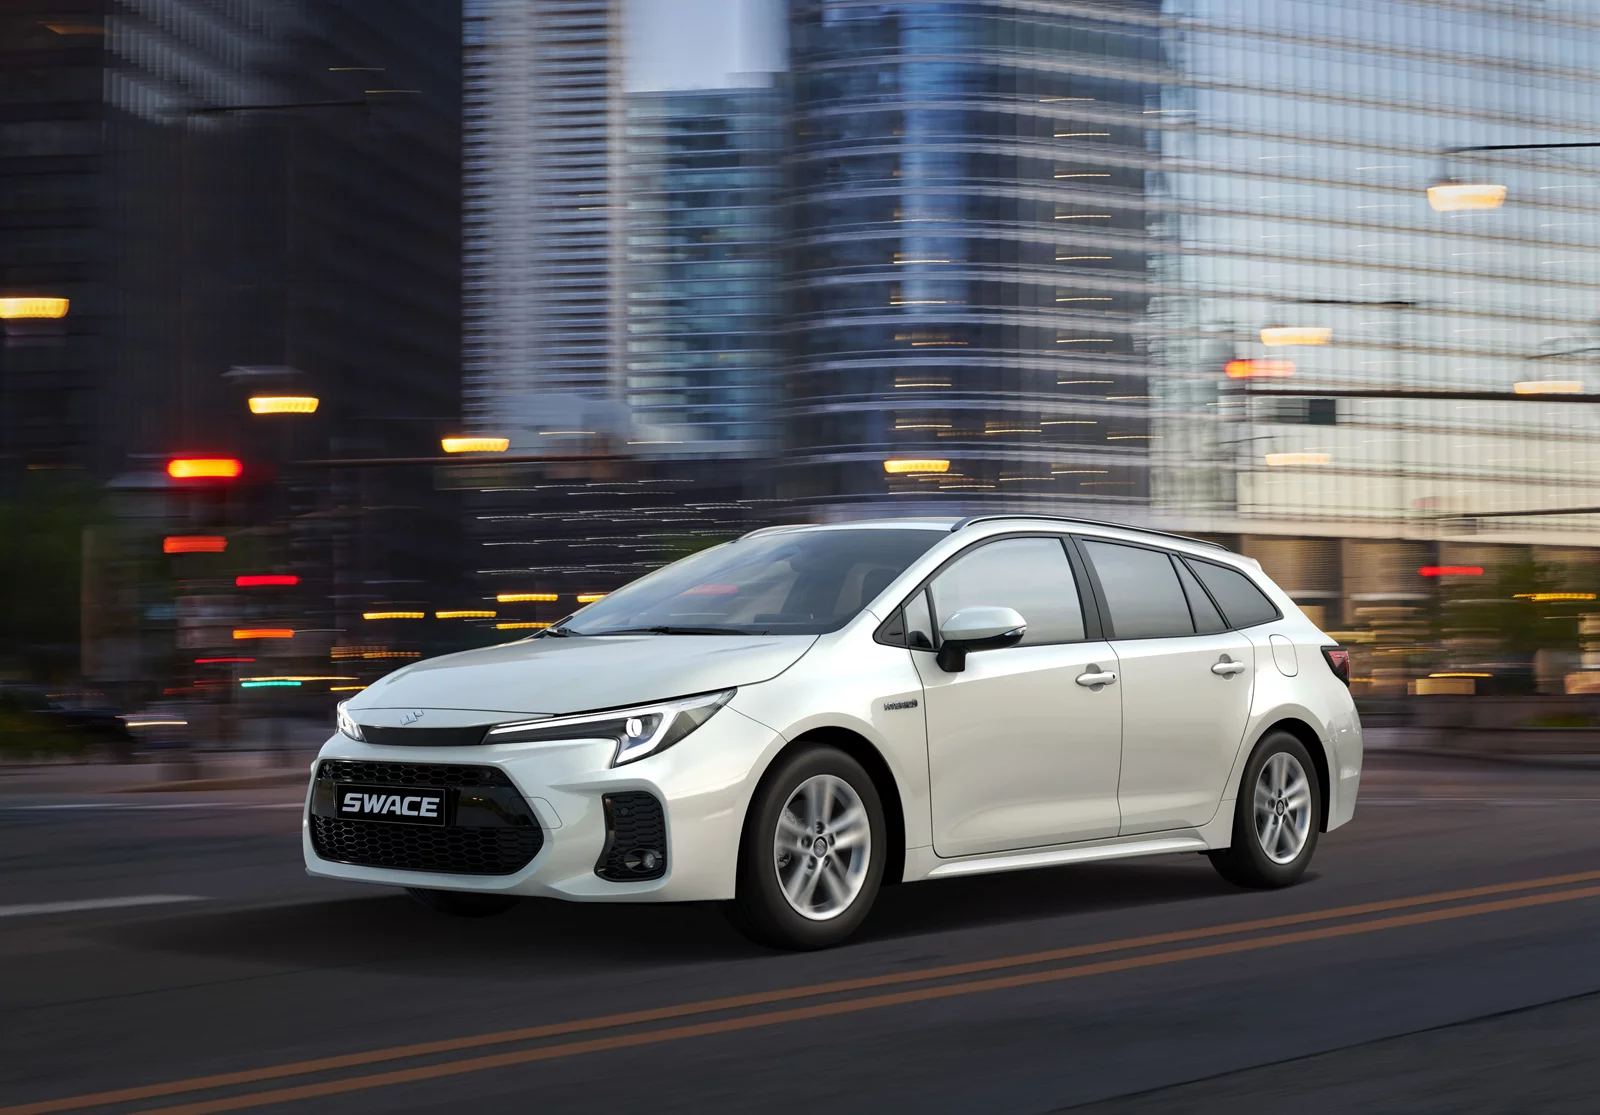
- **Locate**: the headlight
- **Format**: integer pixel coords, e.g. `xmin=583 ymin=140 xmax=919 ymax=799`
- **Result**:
xmin=335 ymin=700 xmax=364 ymax=742
xmin=483 ymin=689 xmax=734 ymax=766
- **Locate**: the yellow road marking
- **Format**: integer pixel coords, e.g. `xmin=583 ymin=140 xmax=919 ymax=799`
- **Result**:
xmin=6 ymin=869 xmax=1600 ymax=1115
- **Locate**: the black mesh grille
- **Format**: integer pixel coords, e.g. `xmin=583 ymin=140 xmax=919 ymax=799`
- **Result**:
xmin=316 ymin=760 xmax=511 ymax=789
xmin=310 ymin=760 xmax=542 ymax=876
xmin=310 ymin=815 xmax=542 ymax=876
xmin=596 ymin=791 xmax=667 ymax=881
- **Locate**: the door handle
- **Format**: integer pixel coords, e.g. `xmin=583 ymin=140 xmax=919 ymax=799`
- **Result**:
xmin=1211 ymin=660 xmax=1248 ymax=676
xmin=1075 ymin=669 xmax=1117 ymax=688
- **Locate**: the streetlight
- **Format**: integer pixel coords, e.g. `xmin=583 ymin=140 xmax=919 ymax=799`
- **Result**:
xmin=1427 ymin=141 xmax=1600 ymax=211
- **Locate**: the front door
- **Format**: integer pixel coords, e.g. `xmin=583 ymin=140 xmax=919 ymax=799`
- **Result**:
xmin=912 ymin=535 xmax=1123 ymax=858
xmin=1078 ymin=538 xmax=1255 ymax=834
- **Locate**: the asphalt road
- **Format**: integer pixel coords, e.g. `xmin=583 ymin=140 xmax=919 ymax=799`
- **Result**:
xmin=2 ymin=752 xmax=1599 ymax=1115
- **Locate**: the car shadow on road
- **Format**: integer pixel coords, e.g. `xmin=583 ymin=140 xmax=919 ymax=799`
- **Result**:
xmin=98 ymin=856 xmax=1257 ymax=976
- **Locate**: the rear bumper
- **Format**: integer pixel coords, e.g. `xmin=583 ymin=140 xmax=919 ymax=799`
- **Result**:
xmin=302 ymin=704 xmax=780 ymax=902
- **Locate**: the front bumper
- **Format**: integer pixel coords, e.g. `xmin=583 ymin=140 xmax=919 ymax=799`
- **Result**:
xmin=302 ymin=703 xmax=780 ymax=902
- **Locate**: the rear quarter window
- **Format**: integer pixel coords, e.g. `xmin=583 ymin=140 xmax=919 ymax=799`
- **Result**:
xmin=1184 ymin=558 xmax=1281 ymax=629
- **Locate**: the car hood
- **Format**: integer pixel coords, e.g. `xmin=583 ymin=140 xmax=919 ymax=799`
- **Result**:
xmin=348 ymin=634 xmax=818 ymax=717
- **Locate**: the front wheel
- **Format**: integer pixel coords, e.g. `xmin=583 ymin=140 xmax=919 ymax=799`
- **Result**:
xmin=729 ymin=746 xmax=887 ymax=949
xmin=1208 ymin=731 xmax=1321 ymax=888
xmin=405 ymin=888 xmax=521 ymax=918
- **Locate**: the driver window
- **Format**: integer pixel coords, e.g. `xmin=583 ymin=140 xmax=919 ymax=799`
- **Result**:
xmin=929 ymin=538 xmax=1086 ymax=646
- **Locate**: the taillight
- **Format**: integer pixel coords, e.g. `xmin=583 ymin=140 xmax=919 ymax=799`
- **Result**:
xmin=1321 ymin=646 xmax=1350 ymax=686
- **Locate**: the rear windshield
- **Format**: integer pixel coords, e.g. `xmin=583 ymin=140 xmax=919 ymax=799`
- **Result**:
xmin=561 ymin=529 xmax=942 ymax=636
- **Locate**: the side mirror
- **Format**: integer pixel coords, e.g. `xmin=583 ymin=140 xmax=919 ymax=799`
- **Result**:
xmin=935 ymin=606 xmax=1026 ymax=673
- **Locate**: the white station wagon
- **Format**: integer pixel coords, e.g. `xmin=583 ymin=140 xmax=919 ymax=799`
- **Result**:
xmin=306 ymin=515 xmax=1361 ymax=949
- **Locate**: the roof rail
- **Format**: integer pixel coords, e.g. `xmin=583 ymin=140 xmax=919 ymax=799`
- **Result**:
xmin=949 ymin=514 xmax=1229 ymax=551
xmin=737 ymin=523 xmax=815 ymax=541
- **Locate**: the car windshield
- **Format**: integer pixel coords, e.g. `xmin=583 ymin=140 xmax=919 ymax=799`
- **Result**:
xmin=560 ymin=528 xmax=942 ymax=636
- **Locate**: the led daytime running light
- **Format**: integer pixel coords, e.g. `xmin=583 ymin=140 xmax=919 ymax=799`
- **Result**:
xmin=485 ymin=689 xmax=734 ymax=766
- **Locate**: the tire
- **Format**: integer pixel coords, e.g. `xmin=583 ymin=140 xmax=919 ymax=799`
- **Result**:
xmin=728 ymin=745 xmax=887 ymax=950
xmin=1208 ymin=731 xmax=1322 ymax=889
xmin=405 ymin=888 xmax=521 ymax=918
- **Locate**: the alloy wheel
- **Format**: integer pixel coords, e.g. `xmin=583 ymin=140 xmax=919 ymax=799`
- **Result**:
xmin=773 ymin=774 xmax=872 ymax=920
xmin=1253 ymin=751 xmax=1313 ymax=865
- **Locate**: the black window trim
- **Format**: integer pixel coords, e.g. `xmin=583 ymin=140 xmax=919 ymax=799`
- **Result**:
xmin=1074 ymin=534 xmax=1218 ymax=642
xmin=872 ymin=531 xmax=1105 ymax=650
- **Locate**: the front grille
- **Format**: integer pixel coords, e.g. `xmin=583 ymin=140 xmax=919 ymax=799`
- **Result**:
xmin=595 ymin=791 xmax=667 ymax=881
xmin=360 ymin=725 xmax=491 ymax=748
xmin=310 ymin=760 xmax=542 ymax=876
xmin=309 ymin=815 xmax=542 ymax=876
xmin=316 ymin=760 xmax=511 ymax=789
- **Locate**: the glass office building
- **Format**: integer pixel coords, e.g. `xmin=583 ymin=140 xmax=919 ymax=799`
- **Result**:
xmin=624 ymin=85 xmax=784 ymax=456
xmin=784 ymin=0 xmax=1165 ymax=513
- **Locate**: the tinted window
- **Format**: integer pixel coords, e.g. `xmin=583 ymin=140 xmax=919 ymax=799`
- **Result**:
xmin=1185 ymin=558 xmax=1281 ymax=629
xmin=1082 ymin=540 xmax=1194 ymax=639
xmin=1175 ymin=558 xmax=1228 ymax=634
xmin=564 ymin=528 xmax=942 ymax=636
xmin=930 ymin=537 xmax=1085 ymax=645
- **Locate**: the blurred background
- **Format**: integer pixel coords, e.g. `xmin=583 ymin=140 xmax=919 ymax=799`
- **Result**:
xmin=8 ymin=0 xmax=1600 ymax=764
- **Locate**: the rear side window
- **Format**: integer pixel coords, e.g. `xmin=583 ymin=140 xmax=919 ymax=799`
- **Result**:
xmin=1175 ymin=558 xmax=1228 ymax=635
xmin=1185 ymin=558 xmax=1281 ymax=629
xmin=930 ymin=537 xmax=1086 ymax=645
xmin=1081 ymin=540 xmax=1194 ymax=639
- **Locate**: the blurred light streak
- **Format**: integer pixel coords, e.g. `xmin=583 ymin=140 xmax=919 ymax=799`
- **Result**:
xmin=362 ymin=650 xmax=421 ymax=658
xmin=0 ymin=297 xmax=69 ymax=319
xmin=1515 ymin=592 xmax=1597 ymax=602
xmin=233 ymin=628 xmax=295 ymax=639
xmin=1260 ymin=327 xmax=1331 ymax=346
xmin=1514 ymin=380 xmax=1584 ymax=394
xmin=1264 ymin=452 xmax=1332 ymax=466
xmin=329 ymin=686 xmax=367 ymax=692
xmin=436 ymin=610 xmax=496 ymax=619
xmin=167 ymin=458 xmax=243 ymax=479
xmin=496 ymin=592 xmax=558 ymax=602
xmin=194 ymin=657 xmax=254 ymax=664
xmin=497 ymin=621 xmax=551 ymax=630
xmin=1428 ymin=672 xmax=1493 ymax=678
xmin=248 ymin=396 xmax=320 ymax=414
xmin=121 ymin=717 xmax=187 ymax=727
xmin=441 ymin=437 xmax=510 ymax=453
xmin=883 ymin=459 xmax=951 ymax=474
xmin=163 ymin=535 xmax=227 ymax=553
xmin=362 ymin=611 xmax=424 ymax=620
xmin=239 ymin=676 xmax=356 ymax=682
xmin=1427 ymin=183 xmax=1507 ymax=211
xmin=1419 ymin=566 xmax=1484 ymax=577
xmin=236 ymin=574 xmax=299 ymax=587
xmin=575 ymin=593 xmax=607 ymax=604
xmin=1226 ymin=358 xmax=1296 ymax=379
xmin=240 ymin=680 xmax=301 ymax=688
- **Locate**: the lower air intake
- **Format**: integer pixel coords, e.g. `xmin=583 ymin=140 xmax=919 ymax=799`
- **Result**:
xmin=595 ymin=791 xmax=667 ymax=881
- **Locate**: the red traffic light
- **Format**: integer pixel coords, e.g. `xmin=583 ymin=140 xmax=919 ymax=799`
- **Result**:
xmin=236 ymin=574 xmax=299 ymax=587
xmin=168 ymin=458 xmax=242 ymax=480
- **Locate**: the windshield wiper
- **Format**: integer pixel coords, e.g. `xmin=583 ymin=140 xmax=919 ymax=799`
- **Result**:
xmin=593 ymin=625 xmax=767 ymax=636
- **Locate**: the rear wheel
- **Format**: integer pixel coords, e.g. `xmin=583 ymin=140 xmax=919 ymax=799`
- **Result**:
xmin=729 ymin=746 xmax=886 ymax=949
xmin=1208 ymin=731 xmax=1321 ymax=888
xmin=405 ymin=888 xmax=521 ymax=918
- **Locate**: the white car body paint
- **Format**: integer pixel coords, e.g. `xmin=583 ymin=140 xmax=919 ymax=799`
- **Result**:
xmin=304 ymin=518 xmax=1362 ymax=903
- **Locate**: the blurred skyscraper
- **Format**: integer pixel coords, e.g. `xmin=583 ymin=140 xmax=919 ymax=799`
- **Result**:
xmin=783 ymin=1 xmax=1162 ymax=516
xmin=1 ymin=0 xmax=463 ymax=684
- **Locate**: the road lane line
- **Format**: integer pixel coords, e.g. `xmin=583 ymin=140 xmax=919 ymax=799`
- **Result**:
xmin=122 ymin=883 xmax=1600 ymax=1115
xmin=0 ymin=896 xmax=203 ymax=920
xmin=7 ymin=868 xmax=1600 ymax=1115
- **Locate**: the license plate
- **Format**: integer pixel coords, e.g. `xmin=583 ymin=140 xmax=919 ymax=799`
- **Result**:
xmin=335 ymin=784 xmax=447 ymax=826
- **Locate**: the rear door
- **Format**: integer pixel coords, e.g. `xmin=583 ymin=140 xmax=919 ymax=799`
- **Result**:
xmin=1077 ymin=538 xmax=1255 ymax=835
xmin=908 ymin=535 xmax=1123 ymax=857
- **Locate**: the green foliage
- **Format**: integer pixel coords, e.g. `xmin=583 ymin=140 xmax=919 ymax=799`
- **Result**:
xmin=0 ymin=473 xmax=107 ymax=680
xmin=1435 ymin=555 xmax=1592 ymax=658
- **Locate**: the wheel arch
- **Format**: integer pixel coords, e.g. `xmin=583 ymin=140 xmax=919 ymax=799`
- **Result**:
xmin=1256 ymin=717 xmax=1332 ymax=832
xmin=743 ymin=726 xmax=909 ymax=886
